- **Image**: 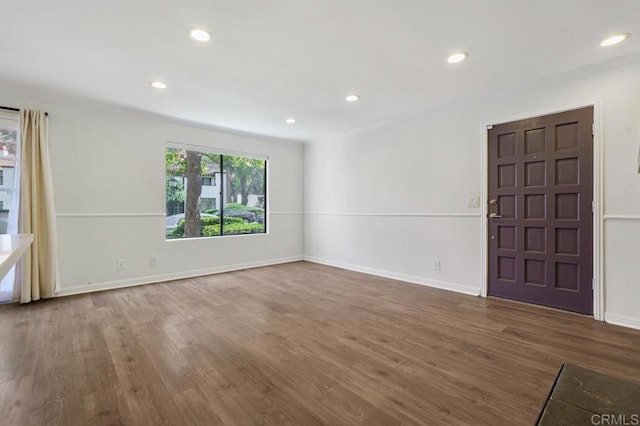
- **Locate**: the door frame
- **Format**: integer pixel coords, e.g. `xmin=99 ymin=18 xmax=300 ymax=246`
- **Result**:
xmin=480 ymin=99 xmax=604 ymax=320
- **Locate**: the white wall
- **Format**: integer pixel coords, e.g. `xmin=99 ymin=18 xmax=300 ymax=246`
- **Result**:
xmin=304 ymin=59 xmax=640 ymax=328
xmin=0 ymin=89 xmax=304 ymax=295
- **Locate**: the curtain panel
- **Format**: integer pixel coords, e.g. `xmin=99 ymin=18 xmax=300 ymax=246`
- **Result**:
xmin=19 ymin=110 xmax=58 ymax=303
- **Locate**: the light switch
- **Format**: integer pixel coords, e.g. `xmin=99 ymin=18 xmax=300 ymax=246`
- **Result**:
xmin=466 ymin=195 xmax=480 ymax=208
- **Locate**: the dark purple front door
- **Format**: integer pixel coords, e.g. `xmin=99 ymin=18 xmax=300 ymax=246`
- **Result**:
xmin=488 ymin=107 xmax=594 ymax=315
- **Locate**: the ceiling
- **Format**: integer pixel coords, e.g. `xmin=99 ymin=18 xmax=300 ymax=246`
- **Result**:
xmin=2 ymin=0 xmax=639 ymax=141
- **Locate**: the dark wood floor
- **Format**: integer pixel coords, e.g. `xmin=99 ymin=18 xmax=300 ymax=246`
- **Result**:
xmin=1 ymin=261 xmax=639 ymax=425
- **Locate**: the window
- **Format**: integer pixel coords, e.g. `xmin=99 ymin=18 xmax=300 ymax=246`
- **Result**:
xmin=165 ymin=144 xmax=266 ymax=239
xmin=0 ymin=123 xmax=17 ymax=222
xmin=0 ymin=113 xmax=19 ymax=302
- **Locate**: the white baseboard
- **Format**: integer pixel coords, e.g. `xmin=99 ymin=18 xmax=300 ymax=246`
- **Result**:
xmin=604 ymin=313 xmax=640 ymax=331
xmin=304 ymin=255 xmax=480 ymax=297
xmin=55 ymin=256 xmax=304 ymax=297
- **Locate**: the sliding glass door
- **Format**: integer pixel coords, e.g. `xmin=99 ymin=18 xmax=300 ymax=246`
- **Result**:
xmin=0 ymin=111 xmax=20 ymax=302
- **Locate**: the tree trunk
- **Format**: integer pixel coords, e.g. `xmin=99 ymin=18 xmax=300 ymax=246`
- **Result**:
xmin=225 ymin=173 xmax=233 ymax=204
xmin=240 ymin=175 xmax=248 ymax=206
xmin=185 ymin=151 xmax=202 ymax=238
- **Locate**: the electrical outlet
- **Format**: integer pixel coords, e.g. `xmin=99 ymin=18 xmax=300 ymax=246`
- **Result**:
xmin=116 ymin=259 xmax=126 ymax=270
xmin=150 ymin=256 xmax=157 ymax=267
xmin=433 ymin=260 xmax=441 ymax=271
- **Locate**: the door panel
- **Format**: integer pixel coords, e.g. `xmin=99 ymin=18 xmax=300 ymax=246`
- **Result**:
xmin=488 ymin=107 xmax=594 ymax=315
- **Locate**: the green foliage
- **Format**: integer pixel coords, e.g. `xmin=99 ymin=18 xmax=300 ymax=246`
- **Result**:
xmin=166 ymin=228 xmax=182 ymax=239
xmin=223 ymin=222 xmax=265 ymax=235
xmin=167 ymin=215 xmax=247 ymax=239
xmin=167 ymin=217 xmax=195 ymax=239
xmin=225 ymin=217 xmax=246 ymax=225
xmin=166 ymin=148 xmax=187 ymax=176
xmin=201 ymin=216 xmax=244 ymax=226
xmin=223 ymin=203 xmax=264 ymax=214
xmin=201 ymin=153 xmax=218 ymax=175
xmin=166 ymin=178 xmax=185 ymax=203
xmin=202 ymin=225 xmax=220 ymax=237
xmin=166 ymin=148 xmax=220 ymax=178
xmin=203 ymin=209 xmax=219 ymax=215
xmin=222 ymin=203 xmax=244 ymax=210
xmin=200 ymin=216 xmax=217 ymax=226
xmin=222 ymin=155 xmax=266 ymax=204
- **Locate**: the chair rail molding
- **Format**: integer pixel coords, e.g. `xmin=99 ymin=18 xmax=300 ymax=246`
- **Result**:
xmin=304 ymin=211 xmax=481 ymax=217
xmin=603 ymin=214 xmax=640 ymax=221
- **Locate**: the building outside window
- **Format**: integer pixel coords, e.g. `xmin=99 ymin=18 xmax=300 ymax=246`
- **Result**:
xmin=201 ymin=198 xmax=216 ymax=211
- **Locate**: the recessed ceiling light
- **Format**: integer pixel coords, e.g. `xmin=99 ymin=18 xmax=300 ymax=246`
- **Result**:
xmin=447 ymin=52 xmax=469 ymax=64
xmin=600 ymin=33 xmax=630 ymax=47
xmin=345 ymin=94 xmax=360 ymax=102
xmin=286 ymin=117 xmax=296 ymax=124
xmin=151 ymin=81 xmax=167 ymax=89
xmin=189 ymin=28 xmax=211 ymax=42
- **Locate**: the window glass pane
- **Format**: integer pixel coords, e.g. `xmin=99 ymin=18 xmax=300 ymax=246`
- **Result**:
xmin=0 ymin=116 xmax=18 ymax=301
xmin=165 ymin=145 xmax=265 ymax=239
xmin=165 ymin=148 xmax=187 ymax=238
xmin=221 ymin=155 xmax=266 ymax=236
xmin=0 ymin=119 xmax=16 ymax=234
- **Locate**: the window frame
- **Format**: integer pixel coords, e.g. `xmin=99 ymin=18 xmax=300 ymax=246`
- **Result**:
xmin=165 ymin=142 xmax=268 ymax=240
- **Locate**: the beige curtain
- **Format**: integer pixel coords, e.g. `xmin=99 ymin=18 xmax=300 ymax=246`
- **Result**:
xmin=19 ymin=110 xmax=58 ymax=303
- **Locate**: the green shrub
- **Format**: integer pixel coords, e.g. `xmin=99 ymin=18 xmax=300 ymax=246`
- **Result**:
xmin=223 ymin=203 xmax=246 ymax=210
xmin=167 ymin=215 xmax=252 ymax=239
xmin=166 ymin=230 xmax=181 ymax=239
xmin=168 ymin=220 xmax=185 ymax=239
xmin=224 ymin=217 xmax=245 ymax=225
xmin=203 ymin=209 xmax=219 ymax=215
xmin=223 ymin=203 xmax=264 ymax=214
xmin=223 ymin=222 xmax=264 ymax=235
xmin=202 ymin=225 xmax=220 ymax=237
xmin=201 ymin=216 xmax=244 ymax=226
xmin=201 ymin=216 xmax=218 ymax=226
